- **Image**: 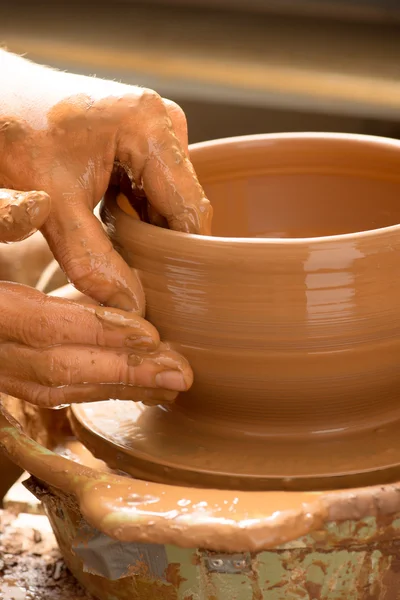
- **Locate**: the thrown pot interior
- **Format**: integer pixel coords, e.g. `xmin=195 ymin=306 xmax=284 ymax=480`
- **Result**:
xmin=205 ymin=154 xmax=400 ymax=240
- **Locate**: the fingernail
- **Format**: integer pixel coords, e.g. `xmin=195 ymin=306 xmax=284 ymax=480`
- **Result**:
xmin=155 ymin=371 xmax=187 ymax=392
xmin=152 ymin=355 xmax=182 ymax=370
xmin=125 ymin=336 xmax=156 ymax=349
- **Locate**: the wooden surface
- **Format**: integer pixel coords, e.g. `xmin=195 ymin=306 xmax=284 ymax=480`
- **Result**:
xmin=1 ymin=2 xmax=400 ymax=119
xmin=0 ymin=509 xmax=92 ymax=600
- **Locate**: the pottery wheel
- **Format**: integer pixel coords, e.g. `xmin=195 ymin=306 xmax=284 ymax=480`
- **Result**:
xmin=70 ymin=400 xmax=400 ymax=491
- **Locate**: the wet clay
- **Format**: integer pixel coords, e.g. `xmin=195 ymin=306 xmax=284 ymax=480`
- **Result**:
xmin=0 ymin=509 xmax=91 ymax=599
xmin=4 ymin=400 xmax=400 ymax=553
xmin=0 ymin=189 xmax=51 ymax=243
xmin=97 ymin=133 xmax=400 ymax=490
xmin=69 ymin=399 xmax=400 ymax=491
xmin=5 ymin=133 xmax=400 ymax=554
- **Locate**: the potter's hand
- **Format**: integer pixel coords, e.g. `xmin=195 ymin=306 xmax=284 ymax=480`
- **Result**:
xmin=0 ymin=282 xmax=192 ymax=407
xmin=0 ymin=50 xmax=212 ymax=314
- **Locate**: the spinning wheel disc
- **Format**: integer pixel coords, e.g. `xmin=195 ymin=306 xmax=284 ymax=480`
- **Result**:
xmin=70 ymin=400 xmax=400 ymax=491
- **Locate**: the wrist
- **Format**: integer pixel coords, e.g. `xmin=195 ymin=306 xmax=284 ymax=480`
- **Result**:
xmin=0 ymin=50 xmax=60 ymax=121
xmin=0 ymin=50 xmax=129 ymax=122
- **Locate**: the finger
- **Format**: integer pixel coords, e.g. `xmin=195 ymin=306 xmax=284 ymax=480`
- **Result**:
xmin=4 ymin=343 xmax=193 ymax=391
xmin=163 ymin=99 xmax=189 ymax=155
xmin=148 ymin=99 xmax=189 ymax=228
xmin=117 ymin=90 xmax=212 ymax=235
xmin=41 ymin=189 xmax=145 ymax=314
xmin=0 ymin=376 xmax=178 ymax=408
xmin=0 ymin=282 xmax=159 ymax=349
xmin=0 ymin=189 xmax=51 ymax=243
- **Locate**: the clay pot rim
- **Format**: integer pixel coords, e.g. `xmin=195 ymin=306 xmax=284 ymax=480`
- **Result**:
xmin=2 ymin=401 xmax=400 ymax=552
xmin=120 ymin=132 xmax=400 ymax=245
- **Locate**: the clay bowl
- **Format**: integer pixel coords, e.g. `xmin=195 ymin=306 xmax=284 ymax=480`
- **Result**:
xmin=90 ymin=132 xmax=400 ymax=491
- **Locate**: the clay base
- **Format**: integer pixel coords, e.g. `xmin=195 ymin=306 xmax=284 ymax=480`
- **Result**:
xmin=70 ymin=400 xmax=400 ymax=491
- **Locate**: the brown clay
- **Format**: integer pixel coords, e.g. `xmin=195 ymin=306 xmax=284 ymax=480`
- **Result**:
xmin=0 ymin=188 xmax=51 ymax=243
xmin=95 ymin=132 xmax=400 ymax=490
xmin=5 ymin=398 xmax=400 ymax=553
xmin=96 ymin=134 xmax=400 ymax=489
xmin=0 ymin=509 xmax=92 ymax=600
xmin=5 ymin=132 xmax=400 ymax=555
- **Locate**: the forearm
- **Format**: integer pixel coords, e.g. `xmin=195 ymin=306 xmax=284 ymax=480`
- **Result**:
xmin=0 ymin=49 xmax=130 ymax=123
xmin=0 ymin=49 xmax=59 ymax=122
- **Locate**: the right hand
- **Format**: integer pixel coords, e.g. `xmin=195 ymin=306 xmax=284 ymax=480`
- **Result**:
xmin=0 ymin=281 xmax=192 ymax=408
xmin=0 ymin=63 xmax=212 ymax=315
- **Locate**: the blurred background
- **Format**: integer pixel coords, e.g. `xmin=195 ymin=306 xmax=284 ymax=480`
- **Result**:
xmin=1 ymin=0 xmax=400 ymax=143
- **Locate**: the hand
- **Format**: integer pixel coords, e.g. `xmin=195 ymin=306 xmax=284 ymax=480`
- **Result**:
xmin=0 ymin=51 xmax=212 ymax=315
xmin=0 ymin=164 xmax=192 ymax=409
xmin=0 ymin=282 xmax=192 ymax=407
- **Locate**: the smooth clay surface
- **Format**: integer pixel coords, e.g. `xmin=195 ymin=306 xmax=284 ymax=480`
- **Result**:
xmin=96 ymin=133 xmax=400 ymax=490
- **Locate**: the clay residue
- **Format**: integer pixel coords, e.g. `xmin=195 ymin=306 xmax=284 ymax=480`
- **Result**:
xmin=51 ymin=439 xmax=116 ymax=474
xmin=69 ymin=399 xmax=400 ymax=492
xmin=0 ymin=188 xmax=51 ymax=243
xmin=0 ymin=510 xmax=92 ymax=599
xmin=0 ymin=393 xmax=71 ymax=449
xmin=5 ymin=396 xmax=400 ymax=554
xmin=164 ymin=563 xmax=187 ymax=589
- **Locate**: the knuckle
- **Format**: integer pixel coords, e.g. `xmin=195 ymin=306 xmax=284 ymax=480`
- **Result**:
xmin=19 ymin=313 xmax=47 ymax=348
xmin=94 ymin=327 xmax=106 ymax=347
xmin=116 ymin=361 xmax=135 ymax=385
xmin=165 ymin=100 xmax=186 ymax=125
xmin=0 ymin=117 xmax=28 ymax=145
xmin=139 ymin=88 xmax=165 ymax=113
xmin=60 ymin=246 xmax=113 ymax=295
xmin=36 ymin=350 xmax=72 ymax=387
xmin=28 ymin=384 xmax=65 ymax=408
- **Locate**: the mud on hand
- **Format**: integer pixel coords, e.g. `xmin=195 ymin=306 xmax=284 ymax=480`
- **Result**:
xmin=0 ymin=282 xmax=193 ymax=408
xmin=0 ymin=188 xmax=51 ymax=243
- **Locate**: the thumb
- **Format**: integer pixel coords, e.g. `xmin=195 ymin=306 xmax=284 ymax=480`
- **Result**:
xmin=0 ymin=189 xmax=51 ymax=243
